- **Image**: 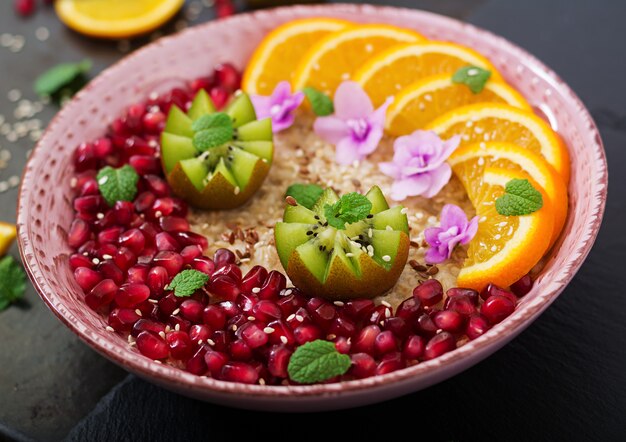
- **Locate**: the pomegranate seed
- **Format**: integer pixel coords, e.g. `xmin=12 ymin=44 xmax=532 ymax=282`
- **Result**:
xmin=79 ymin=178 xmax=99 ymax=196
xmin=211 ymin=330 xmax=231 ymax=352
xmin=368 ymin=304 xmax=391 ymax=325
xmin=151 ymin=197 xmax=174 ymax=218
xmin=166 ymin=331 xmax=194 ymax=360
xmin=131 ymin=319 xmax=165 ymax=338
xmin=444 ymin=293 xmax=477 ymax=316
xmin=181 ymin=245 xmax=203 ymax=264
xmin=307 ymin=298 xmax=336 ymax=329
xmin=376 ymin=352 xmax=405 ymax=375
xmin=108 ymin=307 xmax=141 ymax=332
xmin=424 ymin=332 xmax=456 ymax=360
xmin=74 ymin=195 xmax=104 ymax=214
xmin=113 ymin=247 xmax=137 ymax=271
xmin=158 ymin=293 xmax=180 ymax=316
xmin=74 ymin=267 xmax=103 ymax=292
xmin=258 ymin=271 xmax=286 ymax=300
xmin=395 ymin=297 xmax=422 ymax=321
xmin=93 ymin=137 xmax=113 ymax=159
xmin=96 ymin=243 xmax=118 ymax=259
xmin=293 ymin=324 xmax=322 ymax=345
xmin=431 ymin=310 xmax=465 ymax=333
xmin=147 ymin=266 xmax=169 ymax=297
xmin=466 ymin=314 xmax=491 ymax=340
xmin=213 ymin=263 xmax=242 ymax=282
xmin=119 ymin=229 xmax=146 ymax=254
xmin=481 ymin=295 xmax=515 ymax=324
xmin=113 ymin=201 xmax=135 ymax=226
xmin=267 ymin=345 xmax=292 ymax=378
xmin=190 ymin=76 xmax=214 ymax=93
xmin=98 ymin=226 xmax=122 ymax=245
xmin=374 ymin=330 xmax=398 ymax=356
xmin=115 ymin=283 xmax=150 ymax=308
xmin=170 ymin=198 xmax=188 ymax=217
xmin=127 ymin=103 xmax=146 ymax=120
xmin=78 ymin=240 xmax=97 ymax=256
xmin=208 ymin=276 xmax=240 ymax=301
xmin=203 ymin=305 xmax=226 ymax=329
xmin=85 ymin=279 xmax=117 ymax=310
xmin=155 ymin=232 xmax=180 ymax=251
xmin=73 ymin=142 xmax=97 ymax=172
xmin=192 ymin=256 xmax=215 ymax=275
xmin=153 ymin=251 xmax=184 ymax=277
xmin=221 ymin=362 xmax=259 ymax=384
xmin=129 ymin=155 xmax=160 ymax=175
xmin=142 ymin=111 xmax=166 ymax=133
xmin=127 ymin=264 xmax=150 ymax=284
xmin=241 ymin=265 xmax=268 ymax=294
xmin=447 ymin=287 xmax=479 ymax=303
xmin=217 ymin=300 xmax=240 ymax=318
xmin=328 ymin=315 xmax=356 ymax=338
xmin=403 ymin=335 xmax=425 ymax=360
xmin=209 ymin=86 xmax=229 ymax=109
xmin=334 ymin=336 xmax=352 ymax=354
xmin=171 ymin=231 xmax=208 ymax=250
xmin=69 ymin=253 xmax=93 ymax=270
xmin=214 ymin=63 xmax=241 ymax=92
xmin=138 ymin=221 xmax=158 ymax=244
xmin=383 ymin=316 xmax=411 ymax=339
xmin=204 ymin=350 xmax=229 ymax=376
xmin=350 ymin=353 xmax=377 ymax=379
xmin=510 ymin=274 xmax=533 ymax=297
xmin=187 ymin=347 xmax=208 ymax=375
xmin=240 ymin=322 xmax=268 ymax=349
xmin=414 ymin=313 xmax=438 ymax=337
xmin=237 ymin=292 xmax=258 ymax=314
xmin=276 ymin=291 xmax=307 ymax=316
xmin=98 ymin=261 xmax=124 ymax=285
xmin=189 ymin=324 xmax=211 ymax=345
xmin=413 ymin=279 xmax=443 ymax=307
xmin=353 ymin=324 xmax=381 ymax=354
xmin=179 ymin=299 xmax=204 ymax=322
xmin=286 ymin=307 xmax=311 ymax=328
xmin=167 ymin=315 xmax=191 ymax=333
xmin=15 ymin=0 xmax=36 ymax=17
xmin=214 ymin=248 xmax=236 ymax=268
xmin=229 ymin=339 xmax=253 ymax=360
xmin=136 ymin=331 xmax=169 ymax=359
xmin=73 ymin=172 xmax=97 ymax=192
xmin=159 ymin=216 xmax=189 ymax=232
xmin=144 ymin=175 xmax=170 ymax=197
xmin=252 ymin=300 xmax=282 ymax=323
xmin=134 ymin=191 xmax=156 ymax=212
xmin=68 ymin=219 xmax=91 ymax=248
xmin=343 ymin=299 xmax=376 ymax=322
xmin=481 ymin=283 xmax=517 ymax=303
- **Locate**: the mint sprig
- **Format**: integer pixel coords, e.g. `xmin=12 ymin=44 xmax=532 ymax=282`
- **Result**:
xmin=495 ymin=179 xmax=543 ymax=216
xmin=287 ymin=340 xmax=351 ymax=384
xmin=34 ymin=59 xmax=92 ymax=99
xmin=285 ymin=183 xmax=324 ymax=210
xmin=452 ymin=65 xmax=491 ymax=94
xmin=97 ymin=165 xmax=139 ymax=207
xmin=302 ymin=87 xmax=334 ymax=116
xmin=192 ymin=112 xmax=233 ymax=151
xmin=167 ymin=269 xmax=210 ymax=297
xmin=0 ymin=256 xmax=27 ymax=312
xmin=324 ymin=192 xmax=372 ymax=230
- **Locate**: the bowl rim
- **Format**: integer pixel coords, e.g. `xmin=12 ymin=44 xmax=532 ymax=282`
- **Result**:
xmin=17 ymin=3 xmax=608 ymax=398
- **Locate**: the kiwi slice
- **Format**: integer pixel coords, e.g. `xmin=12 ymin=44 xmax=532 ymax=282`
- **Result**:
xmin=274 ymin=186 xmax=410 ymax=300
xmin=160 ymin=90 xmax=274 ymax=209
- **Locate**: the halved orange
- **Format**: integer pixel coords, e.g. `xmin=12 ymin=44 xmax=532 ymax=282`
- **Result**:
xmin=353 ymin=41 xmax=501 ymax=107
xmin=242 ymin=18 xmax=350 ymax=95
xmin=55 ymin=0 xmax=184 ymax=39
xmin=386 ymin=73 xmax=531 ymax=135
xmin=448 ymin=142 xmax=568 ymax=247
xmin=292 ymin=24 xmax=424 ymax=97
xmin=427 ymin=103 xmax=570 ymax=184
xmin=455 ymin=167 xmax=554 ymax=291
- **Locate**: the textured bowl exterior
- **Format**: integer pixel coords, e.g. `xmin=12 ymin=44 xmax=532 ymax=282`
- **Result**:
xmin=17 ymin=4 xmax=607 ymax=411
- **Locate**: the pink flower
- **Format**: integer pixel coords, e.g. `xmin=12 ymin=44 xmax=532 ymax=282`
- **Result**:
xmin=250 ymin=81 xmax=305 ymax=132
xmin=379 ymin=130 xmax=460 ymax=201
xmin=424 ymin=204 xmax=479 ymax=264
xmin=313 ymin=81 xmax=392 ymax=165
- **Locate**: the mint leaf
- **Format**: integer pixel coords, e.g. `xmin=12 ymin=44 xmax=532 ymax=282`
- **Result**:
xmin=452 ymin=65 xmax=491 ymax=94
xmin=192 ymin=112 xmax=234 ymax=151
xmin=167 ymin=269 xmax=210 ymax=297
xmin=302 ymin=87 xmax=334 ymax=116
xmin=34 ymin=59 xmax=92 ymax=97
xmin=324 ymin=192 xmax=372 ymax=230
xmin=191 ymin=112 xmax=232 ymax=132
xmin=287 ymin=339 xmax=351 ymax=383
xmin=495 ymin=179 xmax=543 ymax=216
xmin=285 ymin=183 xmax=324 ymax=210
xmin=0 ymin=256 xmax=27 ymax=312
xmin=97 ymin=165 xmax=140 ymax=207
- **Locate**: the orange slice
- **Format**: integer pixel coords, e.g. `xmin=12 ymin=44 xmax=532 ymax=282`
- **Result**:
xmin=455 ymin=167 xmax=554 ymax=291
xmin=448 ymin=142 xmax=568 ymax=247
xmin=55 ymin=0 xmax=184 ymax=39
xmin=353 ymin=41 xmax=501 ymax=107
xmin=386 ymin=73 xmax=531 ymax=135
xmin=427 ymin=103 xmax=570 ymax=184
xmin=242 ymin=18 xmax=350 ymax=95
xmin=0 ymin=222 xmax=16 ymax=257
xmin=292 ymin=24 xmax=424 ymax=97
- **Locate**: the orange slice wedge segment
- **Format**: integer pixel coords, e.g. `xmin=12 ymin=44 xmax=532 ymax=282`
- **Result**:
xmin=455 ymin=167 xmax=554 ymax=291
xmin=353 ymin=41 xmax=501 ymax=107
xmin=242 ymin=18 xmax=350 ymax=95
xmin=292 ymin=24 xmax=424 ymax=97
xmin=427 ymin=103 xmax=570 ymax=184
xmin=0 ymin=222 xmax=17 ymax=257
xmin=55 ymin=0 xmax=184 ymax=39
xmin=448 ymin=142 xmax=568 ymax=247
xmin=386 ymin=73 xmax=531 ymax=135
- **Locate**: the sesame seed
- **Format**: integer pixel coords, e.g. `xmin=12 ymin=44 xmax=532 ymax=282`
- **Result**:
xmin=368 ymin=228 xmax=373 ymax=238
xmin=381 ymin=300 xmax=392 ymax=308
xmin=154 ymin=360 xmax=162 ymax=364
xmin=467 ymin=68 xmax=479 ymax=76
xmin=327 ymin=334 xmax=337 ymax=340
xmin=345 ymin=252 xmax=354 ymax=257
xmin=385 ymin=308 xmax=391 ymax=318
xmin=106 ymin=326 xmax=115 ymax=332
xmin=207 ymin=339 xmax=216 ymax=346
xmin=158 ymin=331 xmax=166 ymax=339
xmin=251 ymin=287 xmax=261 ymax=294
xmin=295 ymin=314 xmax=304 ymax=322
xmin=263 ymin=327 xmax=275 ymax=334
xmin=175 ymin=324 xmax=180 ymax=331
xmin=232 ymin=325 xmax=238 ymax=331
xmin=70 ymin=177 xmax=78 ymax=188
xmin=386 ymin=225 xmax=393 ymax=231
xmin=490 ymin=245 xmax=498 ymax=252
xmin=400 ymin=207 xmax=408 ymax=214
xmin=282 ymin=289 xmax=292 ymax=296
xmin=172 ymin=308 xmax=180 ymax=316
xmin=287 ymin=313 xmax=296 ymax=322
xmin=102 ymin=254 xmax=113 ymax=260
xmin=285 ymin=196 xmax=297 ymax=206
xmin=333 ymin=301 xmax=344 ymax=307
xmin=96 ymin=213 xmax=104 ymax=219
xmin=92 ymin=258 xmax=100 ymax=265
xmin=135 ymin=309 xmax=142 ymax=316
xmin=164 ymin=325 xmax=171 ymax=333
xmin=234 ymin=186 xmax=241 ymax=195
xmin=197 ymin=340 xmax=203 ymax=345
xmin=382 ymin=255 xmax=391 ymax=262
xmin=154 ymin=211 xmax=162 ymax=218
xmin=280 ymin=336 xmax=289 ymax=344
xmin=259 ymin=378 xmax=266 ymax=385
xmin=148 ymin=299 xmax=158 ymax=304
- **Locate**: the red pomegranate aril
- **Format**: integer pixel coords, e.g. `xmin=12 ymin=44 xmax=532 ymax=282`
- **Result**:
xmin=212 ymin=263 xmax=242 ymax=282
xmin=241 ymin=265 xmax=268 ymax=294
xmin=466 ymin=314 xmax=491 ymax=340
xmin=98 ymin=226 xmax=122 ymax=245
xmin=79 ymin=178 xmax=99 ymax=196
xmin=204 ymin=350 xmax=229 ymax=376
xmin=113 ymin=201 xmax=135 ymax=226
xmin=142 ymin=111 xmax=166 ymax=133
xmin=73 ymin=142 xmax=97 ymax=172
xmin=267 ymin=345 xmax=292 ymax=378
xmin=191 ymin=256 xmax=215 ymax=275
xmin=447 ymin=287 xmax=479 ymax=303
xmin=136 ymin=331 xmax=169 ymax=359
xmin=78 ymin=240 xmax=97 ymax=256
xmin=74 ymin=195 xmax=104 ymax=214
xmin=208 ymin=276 xmax=240 ymax=301
xmin=153 ymin=251 xmax=184 ymax=277
xmin=221 ymin=361 xmax=259 ymax=384
xmin=170 ymin=198 xmax=188 ymax=217
xmin=129 ymin=155 xmax=160 ymax=176
xmin=127 ymin=264 xmax=150 ymax=284
xmin=186 ymin=346 xmax=208 ymax=375
xmin=159 ymin=216 xmax=189 ymax=232
xmin=395 ymin=297 xmax=422 ymax=321
xmin=119 ymin=229 xmax=146 ymax=254
xmin=481 ymin=295 xmax=515 ymax=324
xmin=179 ymin=299 xmax=204 ymax=323
xmin=240 ymin=322 xmax=269 ymax=349
xmin=353 ymin=324 xmax=381 ymax=354
xmin=211 ymin=330 xmax=231 ymax=352
xmin=266 ymin=319 xmax=295 ymax=346
xmin=151 ymin=197 xmax=175 ymax=219
xmin=131 ymin=319 xmax=165 ymax=337
xmin=122 ymin=136 xmax=154 ymax=157
xmin=343 ymin=299 xmax=376 ymax=322
xmin=307 ymin=298 xmax=336 ymax=329
xmin=138 ymin=221 xmax=158 ymax=243
xmin=189 ymin=324 xmax=212 ymax=345
xmin=167 ymin=315 xmax=191 ymax=333
xmin=286 ymin=307 xmax=311 ymax=328
xmin=209 ymin=86 xmax=229 ymax=109
xmin=147 ymin=266 xmax=169 ymax=297
xmin=203 ymin=305 xmax=227 ymax=329
xmin=214 ymin=248 xmax=236 ymax=268
xmin=293 ymin=324 xmax=322 ymax=345
xmin=158 ymin=293 xmax=180 ymax=316
xmin=108 ymin=307 xmax=141 ymax=332
xmin=276 ymin=292 xmax=307 ymax=316
xmin=414 ymin=312 xmax=438 ymax=337
xmin=368 ymin=304 xmax=391 ymax=325
xmin=510 ymin=274 xmax=533 ymax=297
xmin=258 ymin=271 xmax=286 ymax=300
xmin=229 ymin=339 xmax=253 ymax=360
xmin=217 ymin=300 xmax=240 ymax=318
xmin=328 ymin=315 xmax=356 ymax=338
xmin=481 ymin=283 xmax=517 ymax=304
xmin=214 ymin=63 xmax=241 ymax=92
xmin=376 ymin=352 xmax=405 ymax=376
xmin=374 ymin=330 xmax=398 ymax=356
xmin=69 ymin=253 xmax=93 ymax=270
xmin=93 ymin=137 xmax=114 ymax=158
xmin=96 ymin=243 xmax=118 ymax=259
xmin=251 ymin=300 xmax=282 ymax=323
xmin=432 ymin=310 xmax=465 ymax=333
xmin=424 ymin=332 xmax=456 ymax=360
xmin=127 ymin=103 xmax=146 ymax=120
xmin=111 ymin=247 xmax=136 ymax=272
xmin=144 ymin=175 xmax=170 ymax=198
xmin=73 ymin=172 xmax=97 ymax=192
xmin=68 ymin=219 xmax=91 ymax=248
xmin=171 ymin=231 xmax=208 ymax=250
xmin=334 ymin=336 xmax=352 ymax=354
xmin=444 ymin=294 xmax=477 ymax=316
xmin=15 ymin=0 xmax=36 ymax=17
xmin=166 ymin=330 xmax=194 ymax=360
xmin=98 ymin=261 xmax=125 ymax=285
xmin=228 ymin=314 xmax=249 ymax=334
xmin=350 ymin=353 xmax=377 ymax=379
xmin=382 ymin=316 xmax=411 ymax=339
xmin=74 ymin=267 xmax=103 ymax=292
xmin=181 ymin=245 xmax=203 ymax=264
xmin=155 ymin=232 xmax=180 ymax=252
xmin=134 ymin=191 xmax=156 ymax=213
xmin=413 ymin=279 xmax=444 ymax=307
xmin=190 ymin=76 xmax=214 ymax=93
xmin=115 ymin=283 xmax=150 ymax=308
xmin=403 ymin=335 xmax=425 ymax=360
xmin=85 ymin=279 xmax=117 ymax=310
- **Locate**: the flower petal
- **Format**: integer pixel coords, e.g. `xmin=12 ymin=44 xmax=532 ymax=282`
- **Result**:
xmin=368 ymin=96 xmax=393 ymax=128
xmin=272 ymin=113 xmax=297 ymax=132
xmin=460 ymin=215 xmax=479 ymax=245
xmin=357 ymin=125 xmax=383 ymax=155
xmin=440 ymin=203 xmax=469 ymax=231
xmin=421 ymin=163 xmax=452 ymax=198
xmin=333 ymin=81 xmax=374 ymax=120
xmin=425 ymin=246 xmax=448 ymax=264
xmin=250 ymin=95 xmax=273 ymax=120
xmin=379 ymin=161 xmax=402 ymax=180
xmin=424 ymin=226 xmax=443 ymax=247
xmin=440 ymin=134 xmax=461 ymax=159
xmin=389 ymin=174 xmax=431 ymax=201
xmin=313 ymin=116 xmax=350 ymax=144
xmin=335 ymin=137 xmax=363 ymax=165
xmin=270 ymin=81 xmax=293 ymax=104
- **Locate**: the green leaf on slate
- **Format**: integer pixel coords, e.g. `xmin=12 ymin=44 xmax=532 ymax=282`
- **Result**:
xmin=495 ymin=178 xmax=544 ymax=216
xmin=452 ymin=65 xmax=492 ymax=94
xmin=97 ymin=165 xmax=140 ymax=207
xmin=302 ymin=87 xmax=334 ymax=116
xmin=285 ymin=183 xmax=324 ymax=210
xmin=0 ymin=256 xmax=27 ymax=312
xmin=287 ymin=339 xmax=351 ymax=383
xmin=34 ymin=59 xmax=92 ymax=97
xmin=167 ymin=269 xmax=210 ymax=297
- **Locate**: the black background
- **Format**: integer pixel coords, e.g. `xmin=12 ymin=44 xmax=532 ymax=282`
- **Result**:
xmin=0 ymin=1 xmax=624 ymax=440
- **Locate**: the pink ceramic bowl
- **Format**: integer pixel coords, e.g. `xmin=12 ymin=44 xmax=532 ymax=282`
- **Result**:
xmin=17 ymin=4 xmax=607 ymax=411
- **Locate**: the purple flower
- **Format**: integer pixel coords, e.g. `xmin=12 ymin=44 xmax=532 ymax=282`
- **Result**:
xmin=424 ymin=204 xmax=479 ymax=264
xmin=250 ymin=81 xmax=305 ymax=132
xmin=379 ymin=130 xmax=460 ymax=201
xmin=313 ymin=81 xmax=392 ymax=165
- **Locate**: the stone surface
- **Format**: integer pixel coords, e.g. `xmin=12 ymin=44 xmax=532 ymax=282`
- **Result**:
xmin=1 ymin=0 xmax=625 ymax=441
